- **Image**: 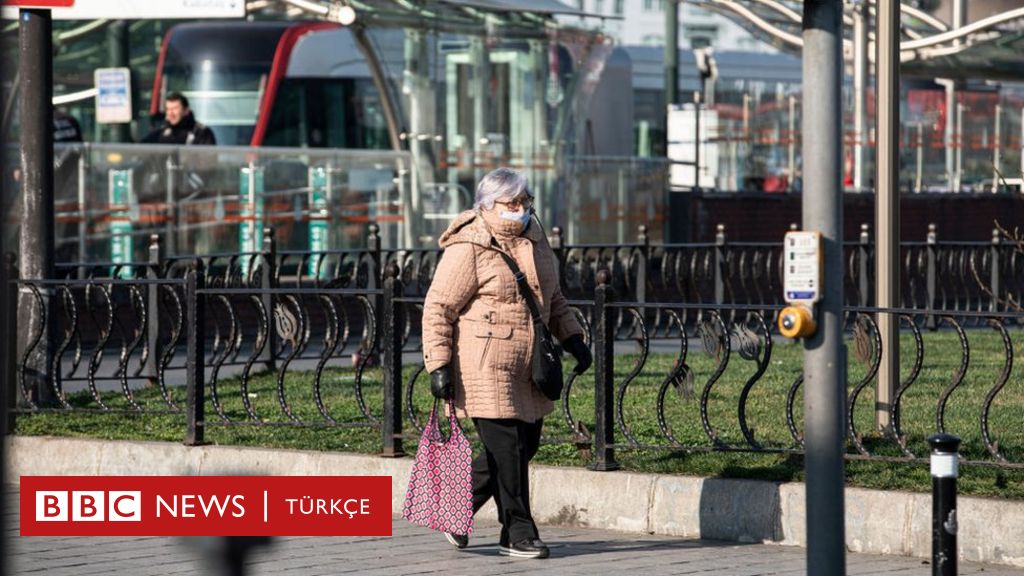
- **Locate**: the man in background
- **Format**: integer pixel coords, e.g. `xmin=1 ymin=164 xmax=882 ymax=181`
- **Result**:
xmin=142 ymin=92 xmax=215 ymax=145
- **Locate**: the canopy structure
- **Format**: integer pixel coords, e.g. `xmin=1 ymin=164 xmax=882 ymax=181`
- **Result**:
xmin=247 ymin=0 xmax=611 ymax=37
xmin=687 ymin=0 xmax=1024 ymax=81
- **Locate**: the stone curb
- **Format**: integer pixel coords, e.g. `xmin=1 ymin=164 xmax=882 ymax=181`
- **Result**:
xmin=7 ymin=436 xmax=1024 ymax=567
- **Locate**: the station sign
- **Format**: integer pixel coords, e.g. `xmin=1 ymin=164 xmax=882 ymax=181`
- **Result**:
xmin=94 ymin=67 xmax=132 ymax=124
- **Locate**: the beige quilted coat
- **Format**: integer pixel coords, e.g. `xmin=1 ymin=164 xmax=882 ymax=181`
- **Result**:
xmin=422 ymin=210 xmax=584 ymax=422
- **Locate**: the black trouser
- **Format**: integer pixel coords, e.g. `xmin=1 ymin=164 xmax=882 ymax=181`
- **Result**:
xmin=470 ymin=417 xmax=543 ymax=544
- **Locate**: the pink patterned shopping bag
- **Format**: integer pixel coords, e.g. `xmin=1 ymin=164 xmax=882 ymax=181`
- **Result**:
xmin=402 ymin=398 xmax=474 ymax=536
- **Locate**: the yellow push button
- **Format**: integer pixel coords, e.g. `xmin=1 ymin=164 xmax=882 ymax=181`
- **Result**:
xmin=778 ymin=305 xmax=817 ymax=339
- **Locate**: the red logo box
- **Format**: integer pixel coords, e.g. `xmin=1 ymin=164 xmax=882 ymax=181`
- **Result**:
xmin=21 ymin=476 xmax=392 ymax=537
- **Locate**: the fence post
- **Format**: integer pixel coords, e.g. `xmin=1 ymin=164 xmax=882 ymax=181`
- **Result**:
xmin=381 ymin=263 xmax=404 ymax=457
xmin=367 ymin=224 xmax=383 ymax=364
xmin=926 ymin=223 xmax=937 ymax=330
xmin=859 ymin=224 xmax=871 ymax=307
xmin=367 ymin=223 xmax=382 ymax=289
xmin=145 ymin=234 xmax=163 ymax=386
xmin=636 ymin=225 xmax=649 ymax=306
xmin=185 ymin=259 xmax=206 ymax=446
xmin=928 ymin=433 xmax=961 ymax=576
xmin=550 ymin=226 xmax=566 ymax=291
xmin=990 ymin=227 xmax=1001 ymax=312
xmin=3 ymin=254 xmax=18 ymax=433
xmin=714 ymin=223 xmax=726 ymax=305
xmin=260 ymin=227 xmax=277 ymax=370
xmin=589 ymin=269 xmax=619 ymax=471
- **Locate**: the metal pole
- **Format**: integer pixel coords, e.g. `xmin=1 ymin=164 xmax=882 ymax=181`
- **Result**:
xmin=589 ymin=269 xmax=618 ymax=472
xmin=928 ymin=433 xmax=961 ymax=576
xmin=617 ymin=167 xmax=626 ymax=244
xmin=954 ymin=102 xmax=964 ymax=193
xmin=942 ymin=80 xmax=957 ymax=191
xmin=916 ymin=123 xmax=924 ymax=193
xmin=145 ymin=234 xmax=163 ymax=386
xmin=381 ymin=264 xmax=404 ymax=457
xmin=106 ymin=20 xmax=131 ymax=143
xmin=853 ymin=0 xmax=868 ymax=192
xmin=185 ymin=259 xmax=206 ymax=446
xmin=664 ymin=0 xmax=679 ymax=108
xmin=404 ymin=28 xmax=433 ymax=243
xmin=77 ymin=150 xmax=88 ymax=262
xmin=940 ymin=0 xmax=966 ymax=193
xmin=875 ymin=0 xmax=900 ymax=434
xmin=788 ymin=94 xmax=796 ymax=188
xmin=694 ymin=90 xmax=702 ymax=192
xmin=993 ymin=103 xmax=1001 ymax=191
xmin=470 ymin=36 xmax=489 ymax=184
xmin=18 ymin=8 xmax=56 ymax=407
xmin=802 ymin=1 xmax=846 ymax=574
xmin=953 ymin=0 xmax=967 ymax=34
xmin=165 ymin=155 xmax=177 ymax=255
xmin=0 ymin=39 xmax=8 ymax=571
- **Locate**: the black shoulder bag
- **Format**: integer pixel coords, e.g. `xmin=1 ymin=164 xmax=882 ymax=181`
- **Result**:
xmin=494 ymin=249 xmax=564 ymax=401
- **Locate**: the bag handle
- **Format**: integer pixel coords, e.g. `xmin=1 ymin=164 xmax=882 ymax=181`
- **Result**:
xmin=428 ymin=397 xmax=463 ymax=444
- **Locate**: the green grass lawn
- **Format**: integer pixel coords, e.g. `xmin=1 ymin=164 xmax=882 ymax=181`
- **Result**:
xmin=15 ymin=327 xmax=1024 ymax=499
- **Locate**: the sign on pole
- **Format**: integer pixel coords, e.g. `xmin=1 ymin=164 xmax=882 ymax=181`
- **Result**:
xmin=94 ymin=67 xmax=132 ymax=124
xmin=2 ymin=0 xmax=243 ymax=19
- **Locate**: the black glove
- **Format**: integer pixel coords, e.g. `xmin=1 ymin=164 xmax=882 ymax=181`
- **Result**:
xmin=562 ymin=334 xmax=593 ymax=375
xmin=430 ymin=365 xmax=454 ymax=399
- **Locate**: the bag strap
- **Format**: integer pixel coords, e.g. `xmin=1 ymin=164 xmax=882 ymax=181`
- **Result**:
xmin=492 ymin=246 xmax=543 ymax=324
xmin=430 ymin=397 xmax=463 ymax=443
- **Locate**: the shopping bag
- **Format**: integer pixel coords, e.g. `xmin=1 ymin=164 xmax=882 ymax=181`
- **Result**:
xmin=401 ymin=398 xmax=474 ymax=536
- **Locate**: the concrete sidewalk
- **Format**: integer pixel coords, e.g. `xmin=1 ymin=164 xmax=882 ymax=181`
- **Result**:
xmin=8 ymin=514 xmax=1024 ymax=576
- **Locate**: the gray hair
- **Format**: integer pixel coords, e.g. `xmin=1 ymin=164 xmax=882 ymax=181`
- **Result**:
xmin=473 ymin=167 xmax=531 ymax=210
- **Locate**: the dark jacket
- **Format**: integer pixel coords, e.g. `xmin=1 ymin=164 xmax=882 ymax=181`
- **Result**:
xmin=142 ymin=111 xmax=216 ymax=145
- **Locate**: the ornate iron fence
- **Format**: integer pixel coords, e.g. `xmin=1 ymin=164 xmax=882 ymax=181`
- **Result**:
xmin=7 ymin=220 xmax=1024 ymax=471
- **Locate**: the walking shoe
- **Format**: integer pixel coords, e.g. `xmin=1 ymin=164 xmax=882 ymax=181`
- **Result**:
xmin=499 ymin=538 xmax=550 ymax=559
xmin=444 ymin=532 xmax=469 ymax=549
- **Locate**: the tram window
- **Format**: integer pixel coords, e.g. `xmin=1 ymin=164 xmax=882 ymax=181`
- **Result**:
xmin=264 ymin=78 xmax=389 ymax=149
xmin=264 ymin=80 xmax=306 ymax=147
xmin=352 ymin=79 xmax=389 ymax=150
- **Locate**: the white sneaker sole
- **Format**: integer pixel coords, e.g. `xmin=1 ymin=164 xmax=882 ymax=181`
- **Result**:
xmin=444 ymin=533 xmax=468 ymax=549
xmin=498 ymin=545 xmax=549 ymax=559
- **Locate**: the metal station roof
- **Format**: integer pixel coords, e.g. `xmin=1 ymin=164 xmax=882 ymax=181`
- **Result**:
xmin=688 ymin=0 xmax=1024 ymax=81
xmin=251 ymin=0 xmax=609 ymax=36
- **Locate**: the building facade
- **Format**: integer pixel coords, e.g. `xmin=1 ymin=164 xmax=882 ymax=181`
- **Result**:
xmin=567 ymin=0 xmax=774 ymax=52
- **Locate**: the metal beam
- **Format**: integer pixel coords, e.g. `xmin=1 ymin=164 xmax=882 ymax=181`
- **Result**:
xmin=18 ymin=9 xmax=57 ymax=407
xmin=853 ymin=0 xmax=868 ymax=192
xmin=801 ymin=0 xmax=846 ymax=573
xmin=665 ymin=0 xmax=679 ymax=107
xmin=876 ymin=0 xmax=900 ymax=432
xmin=106 ymin=20 xmax=132 ymax=143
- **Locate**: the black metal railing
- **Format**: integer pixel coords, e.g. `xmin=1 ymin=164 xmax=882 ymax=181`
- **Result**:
xmin=7 ymin=221 xmax=1024 ymax=472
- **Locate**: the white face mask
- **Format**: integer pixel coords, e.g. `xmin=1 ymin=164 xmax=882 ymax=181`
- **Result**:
xmin=499 ymin=209 xmax=531 ymax=229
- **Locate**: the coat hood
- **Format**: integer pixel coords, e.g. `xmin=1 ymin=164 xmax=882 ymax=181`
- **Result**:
xmin=437 ymin=210 xmax=545 ymax=249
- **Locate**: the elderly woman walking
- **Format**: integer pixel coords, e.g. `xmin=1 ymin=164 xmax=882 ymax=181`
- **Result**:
xmin=421 ymin=168 xmax=592 ymax=559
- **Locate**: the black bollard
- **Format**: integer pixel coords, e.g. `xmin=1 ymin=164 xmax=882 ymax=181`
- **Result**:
xmin=928 ymin=433 xmax=960 ymax=576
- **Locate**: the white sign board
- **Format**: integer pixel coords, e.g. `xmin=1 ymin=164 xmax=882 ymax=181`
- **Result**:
xmin=3 ymin=0 xmax=245 ymax=19
xmin=667 ymin=104 xmax=719 ymax=190
xmin=94 ymin=67 xmax=132 ymax=124
xmin=783 ymin=231 xmax=822 ymax=304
